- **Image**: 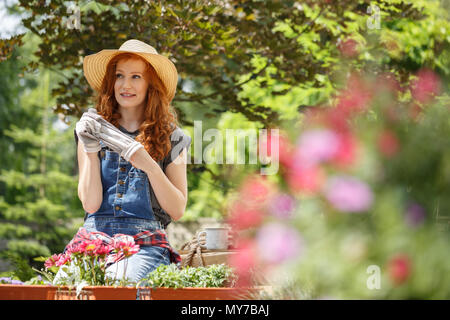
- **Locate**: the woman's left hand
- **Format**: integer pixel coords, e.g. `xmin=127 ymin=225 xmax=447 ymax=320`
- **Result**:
xmin=129 ymin=147 xmax=156 ymax=174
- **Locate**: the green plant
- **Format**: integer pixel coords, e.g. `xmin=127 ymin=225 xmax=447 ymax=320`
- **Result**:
xmin=141 ymin=264 xmax=237 ymax=288
xmin=0 ymin=253 xmax=36 ymax=282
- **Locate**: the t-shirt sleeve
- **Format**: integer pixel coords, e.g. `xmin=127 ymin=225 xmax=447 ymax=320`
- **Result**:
xmin=162 ymin=127 xmax=191 ymax=171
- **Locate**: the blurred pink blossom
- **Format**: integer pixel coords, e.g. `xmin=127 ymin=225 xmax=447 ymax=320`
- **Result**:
xmin=387 ymin=253 xmax=412 ymax=286
xmin=268 ymin=192 xmax=296 ymax=219
xmin=239 ymin=174 xmax=276 ymax=206
xmin=227 ymin=200 xmax=265 ymax=230
xmin=227 ymin=175 xmax=278 ymax=230
xmin=324 ymin=175 xmax=374 ymax=213
xmin=338 ymin=38 xmax=359 ymax=58
xmin=410 ymin=68 xmax=441 ymax=104
xmin=336 ymin=73 xmax=373 ymax=114
xmin=286 ymin=163 xmax=325 ymax=194
xmin=295 ymin=129 xmax=358 ymax=168
xmin=332 ymin=132 xmax=358 ymax=167
xmin=228 ymin=238 xmax=258 ymax=287
xmin=256 ymin=223 xmax=303 ymax=264
xmin=322 ymin=108 xmax=351 ymax=133
xmin=295 ymin=129 xmax=340 ymax=166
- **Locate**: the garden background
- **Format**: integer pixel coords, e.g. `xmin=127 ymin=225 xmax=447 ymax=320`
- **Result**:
xmin=0 ymin=0 xmax=449 ymax=299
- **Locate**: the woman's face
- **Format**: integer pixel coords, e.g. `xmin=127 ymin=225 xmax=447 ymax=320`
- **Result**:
xmin=114 ymin=58 xmax=150 ymax=111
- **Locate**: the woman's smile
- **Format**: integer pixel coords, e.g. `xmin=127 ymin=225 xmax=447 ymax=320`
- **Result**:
xmin=120 ymin=93 xmax=136 ymax=98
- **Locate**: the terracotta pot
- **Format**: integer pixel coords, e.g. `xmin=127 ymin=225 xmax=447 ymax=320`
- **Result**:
xmin=52 ymin=287 xmax=94 ymax=300
xmin=0 ymin=284 xmax=56 ymax=300
xmin=53 ymin=286 xmax=145 ymax=300
xmin=0 ymin=284 xmax=260 ymax=300
xmin=89 ymin=286 xmax=143 ymax=300
xmin=149 ymin=287 xmax=258 ymax=300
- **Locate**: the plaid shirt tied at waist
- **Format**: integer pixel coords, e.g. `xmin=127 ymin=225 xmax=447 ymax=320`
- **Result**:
xmin=64 ymin=227 xmax=181 ymax=266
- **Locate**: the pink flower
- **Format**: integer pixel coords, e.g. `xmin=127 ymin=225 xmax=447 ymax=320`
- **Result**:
xmin=387 ymin=253 xmax=412 ymax=286
xmin=227 ymin=200 xmax=265 ymax=230
xmin=294 ymin=129 xmax=358 ymax=168
xmin=322 ymin=108 xmax=351 ymax=133
xmin=114 ymin=238 xmax=140 ymax=257
xmin=268 ymin=193 xmax=296 ymax=219
xmin=295 ymin=129 xmax=340 ymax=166
xmin=55 ymin=253 xmax=71 ymax=267
xmin=80 ymin=239 xmax=103 ymax=256
xmin=338 ymin=38 xmax=359 ymax=58
xmin=286 ymin=163 xmax=324 ymax=194
xmin=238 ymin=175 xmax=276 ymax=207
xmin=226 ymin=174 xmax=278 ymax=230
xmin=336 ymin=73 xmax=373 ymax=114
xmin=95 ymin=243 xmax=113 ymax=257
xmin=332 ymin=132 xmax=358 ymax=167
xmin=45 ymin=254 xmax=60 ymax=269
xmin=66 ymin=243 xmax=83 ymax=256
xmin=256 ymin=223 xmax=303 ymax=264
xmin=323 ymin=175 xmax=374 ymax=213
xmin=410 ymin=68 xmax=441 ymax=104
xmin=228 ymin=238 xmax=258 ymax=287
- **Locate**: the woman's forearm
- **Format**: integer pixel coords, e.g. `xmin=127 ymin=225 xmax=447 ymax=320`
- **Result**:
xmin=127 ymin=147 xmax=187 ymax=221
xmin=78 ymin=151 xmax=103 ymax=214
xmin=145 ymin=161 xmax=186 ymax=221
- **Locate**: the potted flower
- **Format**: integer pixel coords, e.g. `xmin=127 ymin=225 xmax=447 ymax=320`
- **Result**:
xmin=36 ymin=236 xmax=144 ymax=300
xmin=140 ymin=263 xmax=259 ymax=300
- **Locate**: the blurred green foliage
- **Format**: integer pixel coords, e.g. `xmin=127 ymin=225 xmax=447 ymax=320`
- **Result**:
xmin=0 ymin=33 xmax=82 ymax=275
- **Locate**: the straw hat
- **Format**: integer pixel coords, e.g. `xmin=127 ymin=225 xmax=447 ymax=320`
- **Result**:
xmin=83 ymin=39 xmax=178 ymax=101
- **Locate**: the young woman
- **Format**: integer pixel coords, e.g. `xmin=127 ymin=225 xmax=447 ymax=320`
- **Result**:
xmin=71 ymin=39 xmax=191 ymax=283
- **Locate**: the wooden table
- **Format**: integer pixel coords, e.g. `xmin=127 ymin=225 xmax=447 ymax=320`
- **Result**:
xmin=178 ymin=249 xmax=239 ymax=267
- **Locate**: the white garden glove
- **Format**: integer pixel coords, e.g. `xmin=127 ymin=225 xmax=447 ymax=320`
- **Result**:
xmin=75 ymin=114 xmax=101 ymax=153
xmin=78 ymin=108 xmax=144 ymax=161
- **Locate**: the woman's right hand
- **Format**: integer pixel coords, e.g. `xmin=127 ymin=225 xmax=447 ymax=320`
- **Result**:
xmin=75 ymin=116 xmax=101 ymax=153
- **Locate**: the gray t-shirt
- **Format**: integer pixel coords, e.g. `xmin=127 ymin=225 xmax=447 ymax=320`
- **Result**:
xmin=74 ymin=125 xmax=191 ymax=228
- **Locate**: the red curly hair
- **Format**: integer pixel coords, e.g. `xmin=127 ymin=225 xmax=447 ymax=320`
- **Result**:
xmin=95 ymin=52 xmax=179 ymax=162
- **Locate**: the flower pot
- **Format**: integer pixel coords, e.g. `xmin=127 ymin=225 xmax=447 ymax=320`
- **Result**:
xmin=52 ymin=286 xmax=146 ymax=300
xmin=89 ymin=286 xmax=142 ymax=300
xmin=0 ymin=284 xmax=56 ymax=300
xmin=53 ymin=287 xmax=94 ymax=300
xmin=149 ymin=287 xmax=259 ymax=300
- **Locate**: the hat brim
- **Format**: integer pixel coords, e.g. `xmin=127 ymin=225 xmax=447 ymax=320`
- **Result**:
xmin=83 ymin=49 xmax=178 ymax=101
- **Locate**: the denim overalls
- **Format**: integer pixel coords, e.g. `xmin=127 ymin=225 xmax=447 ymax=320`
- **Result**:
xmin=81 ymin=127 xmax=171 ymax=283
